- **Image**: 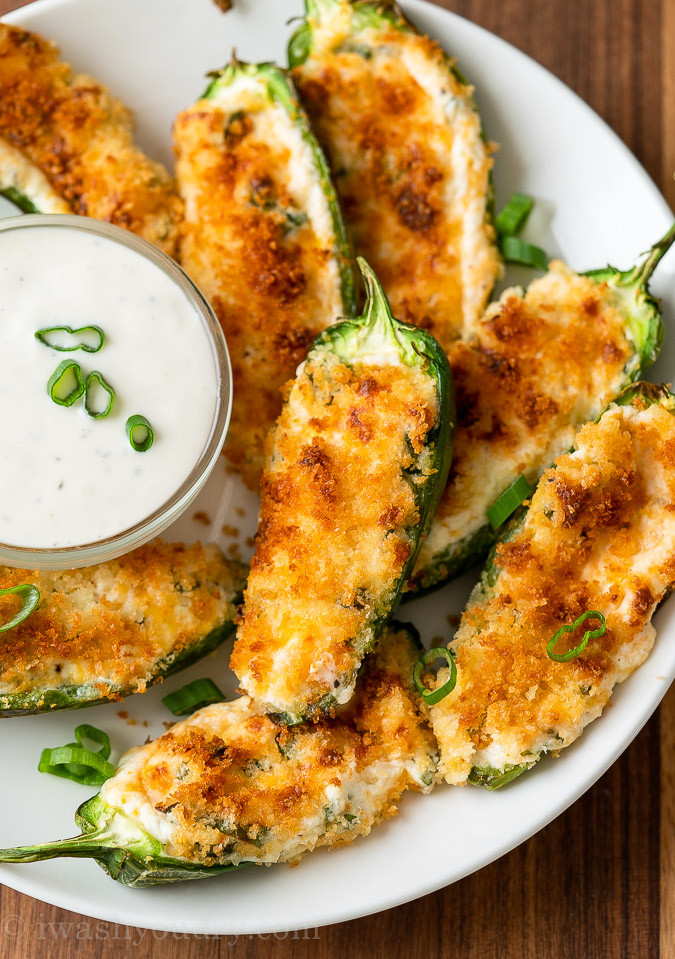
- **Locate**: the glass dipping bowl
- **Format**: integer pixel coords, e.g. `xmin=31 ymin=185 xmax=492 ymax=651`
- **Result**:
xmin=0 ymin=214 xmax=232 ymax=570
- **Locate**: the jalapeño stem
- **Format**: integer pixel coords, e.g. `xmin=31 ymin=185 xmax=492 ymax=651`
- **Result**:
xmin=623 ymin=221 xmax=675 ymax=290
xmin=0 ymin=828 xmax=116 ymax=863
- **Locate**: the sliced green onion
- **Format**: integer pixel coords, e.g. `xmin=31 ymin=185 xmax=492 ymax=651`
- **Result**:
xmin=487 ymin=474 xmax=532 ymax=530
xmin=38 ymin=724 xmax=115 ymax=785
xmin=47 ymin=360 xmax=84 ymax=407
xmin=162 ymin=678 xmax=226 ymax=716
xmin=546 ymin=611 xmax=606 ymax=663
xmin=35 ymin=325 xmax=104 ymax=353
xmin=126 ymin=414 xmax=154 ymax=452
xmin=0 ymin=584 xmax=40 ymax=633
xmin=495 ymin=192 xmax=534 ymax=236
xmin=84 ymin=371 xmax=115 ymax=419
xmin=413 ymin=647 xmax=457 ymax=706
xmin=500 ymin=235 xmax=550 ymax=271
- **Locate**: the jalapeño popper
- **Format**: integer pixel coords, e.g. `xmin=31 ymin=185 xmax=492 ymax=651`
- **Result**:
xmin=0 ymin=625 xmax=438 ymax=885
xmin=0 ymin=542 xmax=246 ymax=715
xmin=230 ymin=259 xmax=454 ymax=723
xmin=289 ymin=0 xmax=501 ymax=352
xmin=174 ymin=59 xmax=356 ymax=488
xmin=409 ymin=224 xmax=675 ymax=595
xmin=424 ymin=383 xmax=675 ymax=788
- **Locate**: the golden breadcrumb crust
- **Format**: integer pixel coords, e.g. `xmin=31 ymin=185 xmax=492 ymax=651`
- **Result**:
xmin=429 ymin=398 xmax=675 ymax=784
xmin=413 ymin=263 xmax=634 ymax=582
xmin=0 ymin=24 xmax=182 ymax=254
xmin=102 ymin=626 xmax=437 ymax=865
xmin=294 ymin=3 xmax=500 ymax=352
xmin=230 ymin=348 xmax=439 ymax=720
xmin=0 ymin=540 xmax=246 ymax=702
xmin=174 ymin=82 xmax=345 ymax=489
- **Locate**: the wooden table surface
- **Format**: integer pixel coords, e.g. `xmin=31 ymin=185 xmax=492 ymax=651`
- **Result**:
xmin=0 ymin=0 xmax=673 ymax=955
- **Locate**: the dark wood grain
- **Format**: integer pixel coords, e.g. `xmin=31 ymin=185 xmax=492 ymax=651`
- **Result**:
xmin=0 ymin=0 xmax=672 ymax=956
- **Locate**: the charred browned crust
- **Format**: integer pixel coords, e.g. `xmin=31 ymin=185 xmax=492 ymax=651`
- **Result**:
xmin=0 ymin=24 xmax=182 ymax=254
xmin=230 ymin=349 xmax=438 ymax=718
xmin=0 ymin=540 xmax=245 ymax=699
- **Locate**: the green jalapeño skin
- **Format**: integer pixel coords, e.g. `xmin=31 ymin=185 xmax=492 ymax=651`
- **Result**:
xmin=427 ymin=382 xmax=675 ymax=788
xmin=408 ymin=224 xmax=675 ymax=597
xmin=231 ymin=258 xmax=455 ymax=724
xmin=289 ymin=0 xmax=501 ymax=353
xmin=0 ymin=625 xmax=439 ymax=886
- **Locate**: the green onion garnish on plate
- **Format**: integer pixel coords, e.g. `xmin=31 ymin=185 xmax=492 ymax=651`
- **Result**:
xmin=35 ymin=325 xmax=105 ymax=353
xmin=546 ymin=611 xmax=606 ymax=663
xmin=495 ymin=192 xmax=534 ymax=236
xmin=486 ymin=474 xmax=532 ymax=530
xmin=84 ymin=371 xmax=115 ymax=419
xmin=126 ymin=414 xmax=154 ymax=452
xmin=500 ymin=235 xmax=550 ymax=271
xmin=413 ymin=647 xmax=457 ymax=706
xmin=47 ymin=359 xmax=85 ymax=407
xmin=0 ymin=584 xmax=39 ymax=633
xmin=162 ymin=678 xmax=226 ymax=716
xmin=38 ymin=724 xmax=115 ymax=786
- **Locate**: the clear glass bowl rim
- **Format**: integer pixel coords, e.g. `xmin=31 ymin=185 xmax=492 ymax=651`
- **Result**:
xmin=0 ymin=214 xmax=232 ymax=570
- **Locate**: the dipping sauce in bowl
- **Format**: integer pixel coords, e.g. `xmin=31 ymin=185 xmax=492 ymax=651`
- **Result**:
xmin=0 ymin=215 xmax=231 ymax=569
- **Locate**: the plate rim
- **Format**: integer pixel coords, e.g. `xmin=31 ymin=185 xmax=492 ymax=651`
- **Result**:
xmin=0 ymin=0 xmax=673 ymax=935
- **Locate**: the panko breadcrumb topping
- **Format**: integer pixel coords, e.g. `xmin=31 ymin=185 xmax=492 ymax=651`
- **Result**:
xmin=0 ymin=24 xmax=183 ymax=254
xmin=429 ymin=395 xmax=675 ymax=784
xmin=293 ymin=1 xmax=500 ymax=350
xmin=231 ymin=347 xmax=440 ymax=721
xmin=0 ymin=540 xmax=246 ymax=710
xmin=174 ymin=69 xmax=347 ymax=488
xmin=412 ymin=262 xmax=636 ymax=590
xmin=101 ymin=625 xmax=438 ymax=865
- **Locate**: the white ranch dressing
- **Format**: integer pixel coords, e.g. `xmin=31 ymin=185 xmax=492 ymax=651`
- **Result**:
xmin=0 ymin=225 xmax=219 ymax=548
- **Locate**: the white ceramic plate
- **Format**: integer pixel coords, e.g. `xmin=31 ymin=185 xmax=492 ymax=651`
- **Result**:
xmin=1 ymin=0 xmax=674 ymax=936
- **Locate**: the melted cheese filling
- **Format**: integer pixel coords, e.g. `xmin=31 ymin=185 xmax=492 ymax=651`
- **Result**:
xmin=0 ymin=139 xmax=71 ymax=213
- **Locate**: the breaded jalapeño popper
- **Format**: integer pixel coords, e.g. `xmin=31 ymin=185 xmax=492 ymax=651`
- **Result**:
xmin=289 ymin=0 xmax=501 ymax=351
xmin=426 ymin=383 xmax=675 ymax=789
xmin=174 ymin=60 xmax=355 ymax=488
xmin=231 ymin=259 xmax=454 ymax=724
xmin=0 ymin=25 xmax=182 ymax=255
xmin=408 ymin=225 xmax=675 ymax=596
xmin=0 ymin=625 xmax=438 ymax=886
xmin=0 ymin=541 xmax=246 ymax=716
